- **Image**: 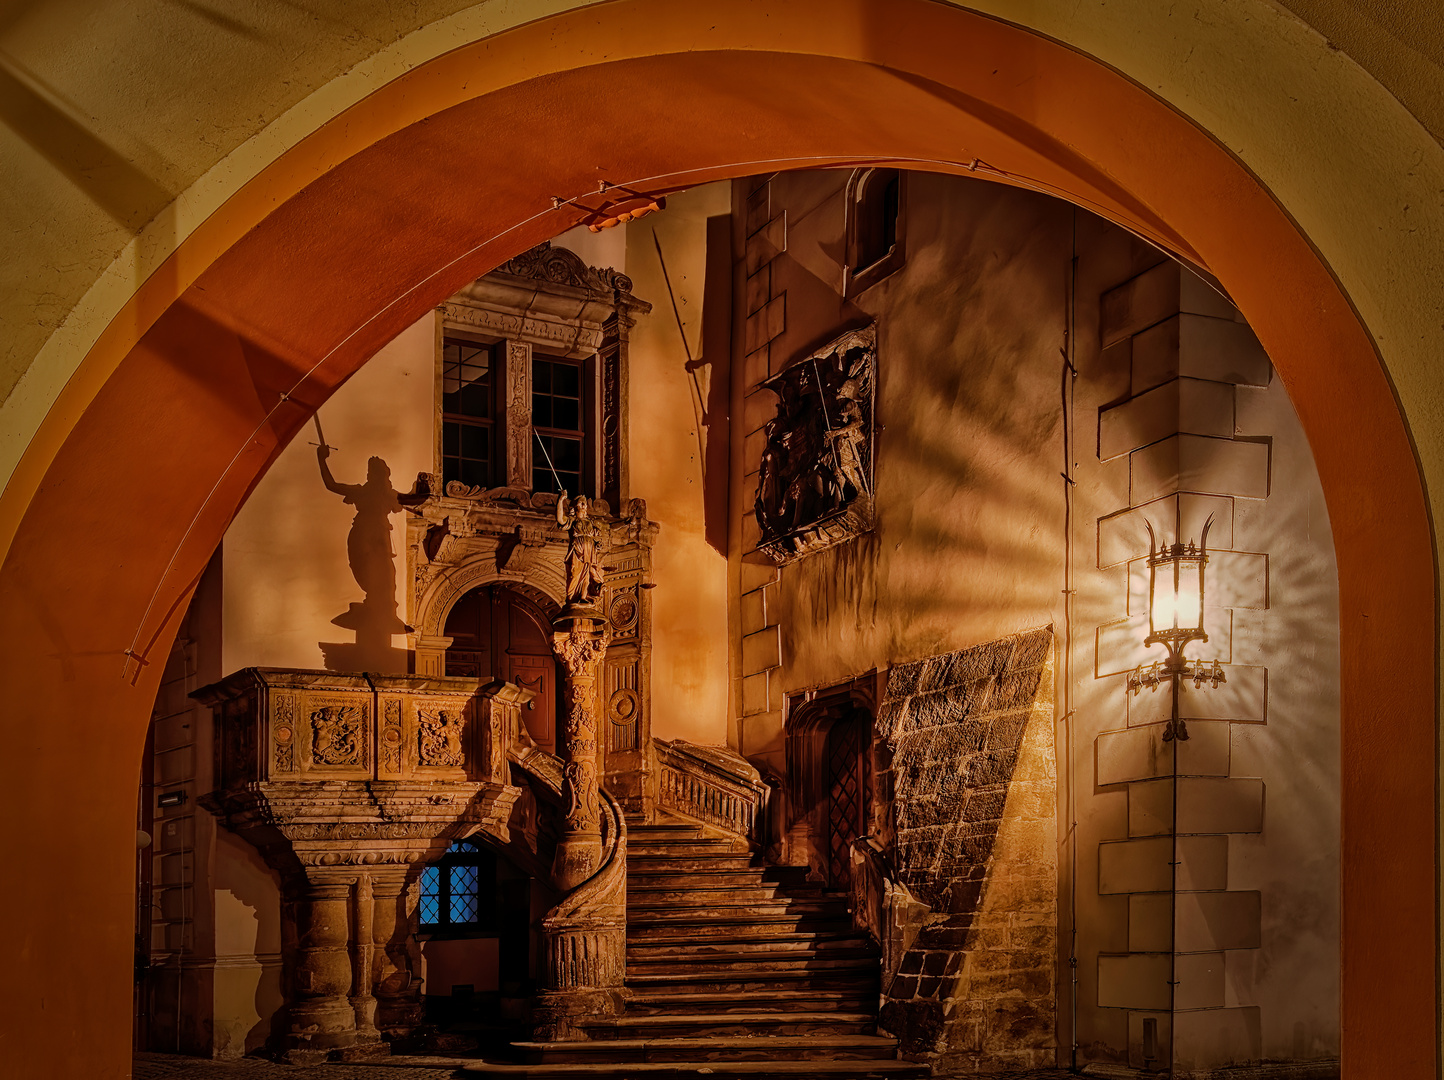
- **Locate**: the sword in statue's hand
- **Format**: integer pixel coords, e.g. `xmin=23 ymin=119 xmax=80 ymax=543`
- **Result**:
xmin=309 ymin=413 xmax=338 ymax=457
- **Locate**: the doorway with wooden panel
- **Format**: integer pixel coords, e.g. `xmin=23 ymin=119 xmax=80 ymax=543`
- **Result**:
xmin=443 ymin=585 xmax=559 ymax=754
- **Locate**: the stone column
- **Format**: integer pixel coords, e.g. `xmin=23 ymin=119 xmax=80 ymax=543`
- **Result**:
xmin=285 ymin=880 xmax=356 ymax=1060
xmin=372 ymin=871 xmax=425 ymax=1041
xmin=349 ymin=873 xmax=380 ymax=1047
xmin=549 ymin=608 xmax=613 ymax=890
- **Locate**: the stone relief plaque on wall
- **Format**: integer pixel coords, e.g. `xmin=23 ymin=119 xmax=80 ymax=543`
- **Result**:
xmin=755 ymin=324 xmax=876 ymax=563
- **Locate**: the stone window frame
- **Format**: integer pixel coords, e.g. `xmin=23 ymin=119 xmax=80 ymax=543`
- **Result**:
xmin=842 ymin=168 xmax=908 ymax=297
xmin=418 ymin=836 xmax=494 ymax=936
xmin=432 ymin=243 xmax=648 ymax=504
xmin=439 ymin=333 xmax=501 ymax=490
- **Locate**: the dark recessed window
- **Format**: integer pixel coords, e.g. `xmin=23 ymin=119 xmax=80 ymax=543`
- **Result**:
xmin=845 ymin=169 xmax=906 ymax=297
xmin=419 ymin=838 xmax=494 ymax=931
xmin=853 ymin=170 xmax=900 ymax=272
xmin=442 ymin=339 xmax=495 ymax=489
xmin=532 ymin=356 xmax=586 ymax=496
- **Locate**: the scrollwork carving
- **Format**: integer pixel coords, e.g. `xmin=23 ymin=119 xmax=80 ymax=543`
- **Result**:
xmin=381 ymin=699 xmax=403 ymax=773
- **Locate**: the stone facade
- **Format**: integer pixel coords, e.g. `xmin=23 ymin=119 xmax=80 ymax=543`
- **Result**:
xmin=876 ymin=629 xmax=1058 ymax=1070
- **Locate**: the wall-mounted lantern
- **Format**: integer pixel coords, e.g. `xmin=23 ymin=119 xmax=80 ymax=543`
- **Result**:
xmin=1128 ymin=516 xmax=1227 ymax=741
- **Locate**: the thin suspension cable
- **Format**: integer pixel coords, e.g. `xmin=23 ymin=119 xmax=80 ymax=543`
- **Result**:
xmin=534 ymin=429 xmax=566 ymax=498
xmin=121 ymin=150 xmax=1190 ymax=680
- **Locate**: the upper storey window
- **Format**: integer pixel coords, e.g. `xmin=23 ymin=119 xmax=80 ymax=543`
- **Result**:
xmin=531 ymin=356 xmax=587 ymax=496
xmin=433 ymin=241 xmax=651 ymax=505
xmin=441 ymin=338 xmax=495 ymax=489
xmin=844 ymin=168 xmax=906 ymax=297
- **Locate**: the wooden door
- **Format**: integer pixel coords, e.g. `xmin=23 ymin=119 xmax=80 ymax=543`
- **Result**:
xmin=444 ymin=586 xmax=557 ymax=754
xmin=824 ymin=712 xmax=868 ymax=888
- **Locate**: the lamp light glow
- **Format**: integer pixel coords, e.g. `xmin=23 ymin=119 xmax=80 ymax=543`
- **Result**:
xmin=1143 ymin=517 xmax=1212 ymax=666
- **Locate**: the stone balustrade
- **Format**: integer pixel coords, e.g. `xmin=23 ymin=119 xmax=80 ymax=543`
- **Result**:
xmin=656 ymin=739 xmax=769 ymax=846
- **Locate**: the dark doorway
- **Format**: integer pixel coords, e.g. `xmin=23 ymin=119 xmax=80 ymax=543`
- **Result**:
xmin=824 ymin=710 xmax=869 ymax=888
xmin=443 ymin=586 xmax=559 ymax=753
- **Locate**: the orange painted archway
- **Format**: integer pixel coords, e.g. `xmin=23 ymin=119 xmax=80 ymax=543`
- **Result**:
xmin=0 ymin=2 xmax=1431 ymax=1076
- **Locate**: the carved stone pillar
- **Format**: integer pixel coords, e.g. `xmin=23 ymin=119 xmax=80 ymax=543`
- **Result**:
xmin=549 ymin=608 xmax=613 ymax=891
xmin=349 ymin=873 xmax=380 ymax=1045
xmin=372 ymin=872 xmax=424 ymax=1040
xmin=505 ymin=340 xmax=533 ymax=487
xmin=533 ymin=791 xmax=629 ymax=1041
xmin=287 ymin=880 xmax=356 ymax=1058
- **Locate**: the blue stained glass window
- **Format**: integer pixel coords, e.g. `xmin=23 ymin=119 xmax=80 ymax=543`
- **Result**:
xmin=418 ymin=838 xmax=492 ymax=931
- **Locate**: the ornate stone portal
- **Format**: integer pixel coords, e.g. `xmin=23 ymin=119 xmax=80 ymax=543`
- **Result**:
xmin=755 ymin=323 xmax=877 ymax=562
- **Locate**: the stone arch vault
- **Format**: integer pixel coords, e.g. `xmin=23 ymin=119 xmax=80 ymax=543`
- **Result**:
xmin=0 ymin=2 xmax=1436 ymax=1076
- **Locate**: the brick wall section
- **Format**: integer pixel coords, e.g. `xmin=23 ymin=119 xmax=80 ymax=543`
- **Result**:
xmin=877 ymin=627 xmax=1058 ymax=1070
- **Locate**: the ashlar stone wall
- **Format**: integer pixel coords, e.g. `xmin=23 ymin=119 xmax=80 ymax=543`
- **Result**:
xmin=877 ymin=627 xmax=1058 ymax=1071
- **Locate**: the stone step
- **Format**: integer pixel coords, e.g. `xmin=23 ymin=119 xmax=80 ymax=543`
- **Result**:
xmin=624 ymin=988 xmax=879 ymax=1016
xmin=628 ymin=930 xmax=873 ymax=957
xmin=627 ymin=898 xmax=850 ymax=919
xmin=461 ymin=1058 xmax=929 ymax=1078
xmin=628 ymin=824 xmax=706 ymax=837
xmin=627 ymin=914 xmax=855 ymax=940
xmin=627 ymin=866 xmax=809 ymax=887
xmin=512 ymin=1035 xmax=902 ymax=1065
xmin=627 ymin=949 xmax=880 ymax=977
xmin=625 ymin=967 xmax=881 ymax=995
xmin=627 ymin=854 xmax=758 ymax=871
xmin=628 ymin=842 xmax=746 ymax=857
xmin=627 ymin=882 xmax=825 ymax=904
xmin=575 ymin=1012 xmax=877 ymax=1040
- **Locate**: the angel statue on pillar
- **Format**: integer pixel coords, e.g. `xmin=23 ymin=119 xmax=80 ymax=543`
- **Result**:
xmin=556 ymin=493 xmax=606 ymax=605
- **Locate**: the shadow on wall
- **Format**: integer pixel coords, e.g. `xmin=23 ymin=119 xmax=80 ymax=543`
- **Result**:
xmin=315 ymin=423 xmax=412 ymax=672
xmin=697 ymin=213 xmax=733 ymax=554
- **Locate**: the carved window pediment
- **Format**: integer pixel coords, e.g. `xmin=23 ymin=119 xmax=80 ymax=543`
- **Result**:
xmin=754 ymin=324 xmax=877 ymax=563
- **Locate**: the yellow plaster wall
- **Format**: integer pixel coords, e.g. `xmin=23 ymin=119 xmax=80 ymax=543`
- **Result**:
xmin=220 ymin=314 xmax=434 ymax=673
xmin=622 ymin=184 xmax=733 ymax=745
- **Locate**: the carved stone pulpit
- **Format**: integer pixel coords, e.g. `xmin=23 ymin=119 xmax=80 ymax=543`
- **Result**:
xmin=197 ymin=669 xmax=524 ymax=1060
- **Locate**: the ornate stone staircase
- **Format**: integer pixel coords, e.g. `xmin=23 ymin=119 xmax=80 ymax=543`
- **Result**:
xmin=467 ymin=822 xmax=927 ymax=1078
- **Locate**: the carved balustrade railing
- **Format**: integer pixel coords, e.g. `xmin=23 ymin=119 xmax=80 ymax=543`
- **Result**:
xmin=655 ymin=739 xmax=769 ymax=847
xmin=849 ymin=835 xmax=932 ymax=991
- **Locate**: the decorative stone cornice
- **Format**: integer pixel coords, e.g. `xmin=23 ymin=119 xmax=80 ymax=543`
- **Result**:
xmin=441 ymin=242 xmax=650 ymax=358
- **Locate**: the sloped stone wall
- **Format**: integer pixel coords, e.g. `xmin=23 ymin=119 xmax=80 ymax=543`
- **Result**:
xmin=877 ymin=627 xmax=1058 ymax=1071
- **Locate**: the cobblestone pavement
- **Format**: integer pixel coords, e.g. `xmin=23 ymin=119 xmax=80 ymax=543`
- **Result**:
xmin=134 ymin=1056 xmax=1078 ymax=1080
xmin=134 ymin=1053 xmax=472 ymax=1080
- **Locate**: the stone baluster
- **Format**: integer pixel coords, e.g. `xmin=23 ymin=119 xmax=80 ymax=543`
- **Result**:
xmin=549 ymin=608 xmax=613 ymax=890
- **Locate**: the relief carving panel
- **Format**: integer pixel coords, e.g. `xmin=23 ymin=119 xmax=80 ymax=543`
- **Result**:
xmin=755 ymin=324 xmax=876 ymax=563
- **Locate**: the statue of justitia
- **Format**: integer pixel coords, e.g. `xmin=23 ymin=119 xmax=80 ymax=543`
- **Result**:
xmin=556 ymin=493 xmax=605 ymax=605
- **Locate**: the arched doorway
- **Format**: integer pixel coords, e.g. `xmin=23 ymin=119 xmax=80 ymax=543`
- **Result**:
xmin=442 ymin=585 xmax=560 ymax=755
xmin=0 ymin=2 xmax=1433 ymax=1075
